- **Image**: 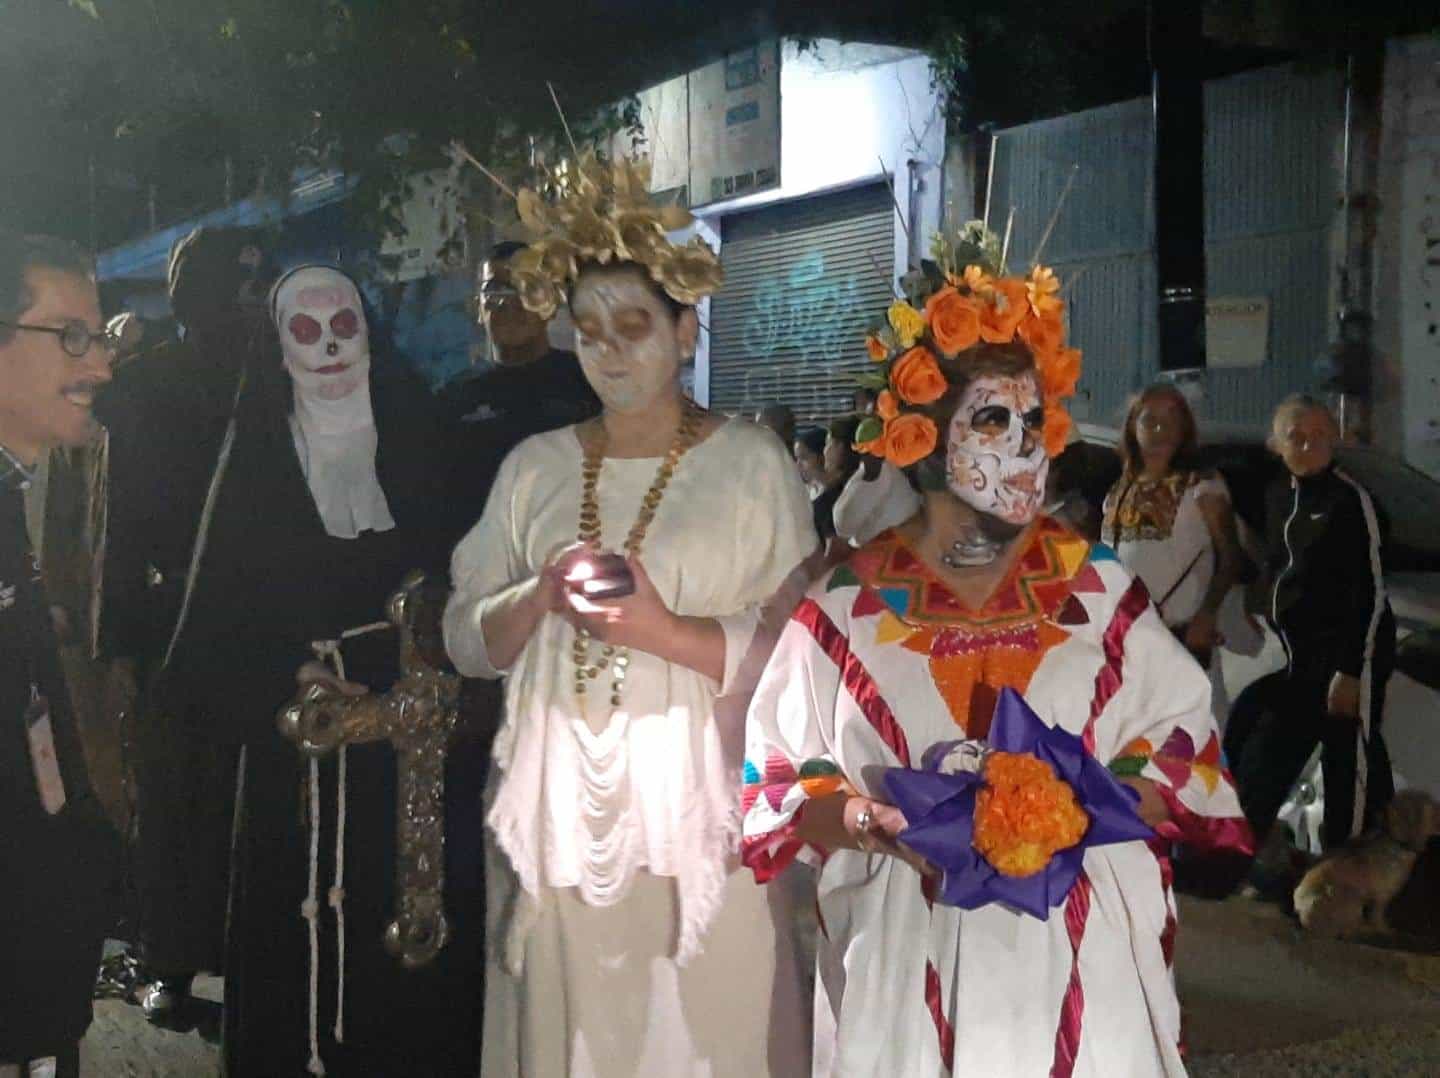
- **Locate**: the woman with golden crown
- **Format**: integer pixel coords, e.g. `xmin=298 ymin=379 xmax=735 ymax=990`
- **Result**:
xmin=740 ymin=224 xmax=1254 ymax=1075
xmin=444 ymin=152 xmax=817 ymax=1076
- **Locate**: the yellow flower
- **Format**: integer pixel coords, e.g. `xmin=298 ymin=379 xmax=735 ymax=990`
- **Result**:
xmin=887 ymin=300 xmax=926 ymax=348
xmin=1028 ymin=265 xmax=1062 ymax=316
xmin=961 ymin=264 xmax=994 ymax=298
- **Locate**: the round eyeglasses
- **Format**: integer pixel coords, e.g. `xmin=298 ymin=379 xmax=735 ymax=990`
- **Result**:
xmin=1 ymin=318 xmax=122 ymax=359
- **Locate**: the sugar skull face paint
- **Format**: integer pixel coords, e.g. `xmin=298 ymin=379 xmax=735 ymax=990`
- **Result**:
xmin=945 ymin=372 xmax=1049 ymax=526
xmin=570 ymin=267 xmax=696 ymax=416
xmin=272 ymin=266 xmax=369 ymax=402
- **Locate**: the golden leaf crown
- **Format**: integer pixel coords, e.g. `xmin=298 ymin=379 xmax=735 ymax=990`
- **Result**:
xmin=505 ymin=151 xmax=724 ymax=320
xmin=853 ymin=220 xmax=1083 ymax=467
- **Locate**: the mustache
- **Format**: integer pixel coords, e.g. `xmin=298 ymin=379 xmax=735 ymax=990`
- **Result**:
xmin=61 ymin=380 xmax=106 ymax=393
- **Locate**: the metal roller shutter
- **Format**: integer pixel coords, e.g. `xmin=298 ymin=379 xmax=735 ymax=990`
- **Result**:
xmin=709 ymin=183 xmax=894 ymax=424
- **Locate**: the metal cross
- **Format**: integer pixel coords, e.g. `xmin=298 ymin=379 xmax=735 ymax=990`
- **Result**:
xmin=277 ymin=570 xmax=462 ymax=968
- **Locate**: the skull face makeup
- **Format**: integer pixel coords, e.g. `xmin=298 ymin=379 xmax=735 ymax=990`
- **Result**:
xmin=570 ymin=266 xmax=697 ymax=416
xmin=273 ymin=266 xmax=370 ymax=403
xmin=945 ymin=372 xmax=1050 ymax=526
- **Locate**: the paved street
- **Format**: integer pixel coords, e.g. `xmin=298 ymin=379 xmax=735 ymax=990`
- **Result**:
xmin=80 ymin=895 xmax=1440 ymax=1076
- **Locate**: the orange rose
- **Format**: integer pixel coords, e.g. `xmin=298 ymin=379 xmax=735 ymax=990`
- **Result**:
xmin=1043 ymin=400 xmax=1073 ymax=458
xmin=924 ymin=286 xmax=982 ymax=357
xmin=883 ymin=413 xmax=939 ymax=467
xmin=1039 ymin=346 xmax=1081 ymax=401
xmin=856 ymin=436 xmax=886 ymax=458
xmin=876 ymin=389 xmax=899 ymax=420
xmin=979 ymin=277 xmax=1029 ymax=344
xmin=866 ymin=334 xmax=889 ymax=362
xmin=1016 ymin=308 xmax=1064 ymax=357
xmin=890 ymin=346 xmax=948 ymax=405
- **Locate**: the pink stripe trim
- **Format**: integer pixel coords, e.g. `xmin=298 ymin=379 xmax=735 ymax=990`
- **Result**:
xmin=1049 ymin=870 xmax=1093 ymax=1078
xmin=1151 ymin=783 xmax=1256 ymax=857
xmin=1083 ymin=576 xmax=1151 ymax=753
xmin=794 ymin=598 xmax=912 ymax=767
xmin=924 ymin=960 xmax=956 ymax=1073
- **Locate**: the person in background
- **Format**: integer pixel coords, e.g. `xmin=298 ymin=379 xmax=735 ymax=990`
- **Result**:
xmin=1101 ymin=384 xmax=1245 ymax=721
xmin=96 ymin=225 xmax=276 ymax=1023
xmin=1225 ymin=394 xmax=1396 ymax=854
xmin=811 ymin=414 xmax=863 ymax=546
xmin=0 ymin=230 xmax=120 ymax=1078
xmin=755 ymin=402 xmax=797 ymax=451
xmin=792 ymin=425 xmax=828 ymax=498
xmin=442 ymin=241 xmax=599 ymax=525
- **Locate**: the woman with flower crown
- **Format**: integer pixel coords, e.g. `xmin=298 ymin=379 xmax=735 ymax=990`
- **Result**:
xmin=443 ymin=154 xmax=817 ymax=1077
xmin=740 ymin=227 xmax=1254 ymax=1076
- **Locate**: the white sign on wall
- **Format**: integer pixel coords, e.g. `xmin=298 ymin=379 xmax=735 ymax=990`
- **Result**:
xmin=620 ymin=41 xmax=781 ymax=208
xmin=1205 ymin=296 xmax=1270 ymax=369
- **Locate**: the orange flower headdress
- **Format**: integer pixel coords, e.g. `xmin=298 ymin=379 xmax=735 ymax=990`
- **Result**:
xmin=454 ymin=142 xmax=723 ymax=321
xmin=854 ymin=220 xmax=1081 ymax=467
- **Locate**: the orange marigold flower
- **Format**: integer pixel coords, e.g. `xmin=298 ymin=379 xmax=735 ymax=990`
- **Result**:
xmin=979 ymin=277 xmax=1029 ymax=344
xmin=883 ymin=413 xmax=939 ymax=467
xmin=890 ymin=346 xmax=948 ymax=406
xmin=876 ymin=389 xmax=900 ymax=421
xmin=1039 ymin=346 xmax=1081 ymax=401
xmin=1027 ymin=265 xmax=1062 ymax=316
xmin=972 ymin=751 xmax=1089 ymax=877
xmin=1016 ymin=308 xmax=1064 ymax=357
xmin=1043 ymin=400 xmax=1073 ymax=458
xmin=866 ymin=334 xmax=889 ymax=362
xmin=924 ymin=286 xmax=982 ymax=357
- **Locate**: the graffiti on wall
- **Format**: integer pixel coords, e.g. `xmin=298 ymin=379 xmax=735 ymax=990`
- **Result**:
xmin=740 ymin=249 xmax=871 ymax=366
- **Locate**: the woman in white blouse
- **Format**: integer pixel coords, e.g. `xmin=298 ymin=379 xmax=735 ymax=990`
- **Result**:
xmin=444 ymin=253 xmax=817 ymax=1077
xmin=1102 ymin=384 xmax=1246 ymax=716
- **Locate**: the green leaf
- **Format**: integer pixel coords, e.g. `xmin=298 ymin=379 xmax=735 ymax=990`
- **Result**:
xmin=855 ymin=416 xmax=884 ymax=443
xmin=68 ymin=0 xmax=99 ymax=19
xmin=854 ymin=370 xmax=889 ymax=391
xmin=1108 ymin=756 xmax=1149 ymax=778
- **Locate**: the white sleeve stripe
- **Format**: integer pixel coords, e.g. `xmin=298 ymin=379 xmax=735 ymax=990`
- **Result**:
xmin=1334 ymin=466 xmax=1385 ymax=839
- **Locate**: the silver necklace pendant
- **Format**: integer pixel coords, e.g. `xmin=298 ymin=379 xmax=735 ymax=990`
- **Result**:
xmin=940 ymin=529 xmax=1000 ymax=568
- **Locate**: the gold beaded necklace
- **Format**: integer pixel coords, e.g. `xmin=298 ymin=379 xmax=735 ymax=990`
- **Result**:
xmin=572 ymin=400 xmax=703 ymax=709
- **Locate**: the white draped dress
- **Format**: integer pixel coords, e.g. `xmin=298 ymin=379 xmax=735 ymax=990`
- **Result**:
xmin=445 ymin=419 xmax=817 ymax=1078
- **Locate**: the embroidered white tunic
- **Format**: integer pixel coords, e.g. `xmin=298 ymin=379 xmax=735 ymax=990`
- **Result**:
xmin=445 ymin=419 xmax=817 ymax=1077
xmin=741 ymin=523 xmax=1252 ymax=1077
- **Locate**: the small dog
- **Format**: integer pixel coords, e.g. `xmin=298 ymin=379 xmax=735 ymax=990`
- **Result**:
xmin=1292 ymin=790 xmax=1440 ymax=939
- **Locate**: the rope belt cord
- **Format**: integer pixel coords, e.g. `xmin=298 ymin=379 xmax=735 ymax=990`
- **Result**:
xmin=301 ymin=619 xmax=391 ymax=1075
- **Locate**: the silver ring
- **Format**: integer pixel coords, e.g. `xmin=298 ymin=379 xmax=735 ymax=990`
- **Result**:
xmin=854 ymin=805 xmax=875 ymax=850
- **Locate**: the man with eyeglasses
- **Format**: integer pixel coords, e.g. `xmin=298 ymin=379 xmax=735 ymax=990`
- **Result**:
xmin=0 ymin=231 xmax=120 ymax=1078
xmin=442 ymin=240 xmax=598 ymax=514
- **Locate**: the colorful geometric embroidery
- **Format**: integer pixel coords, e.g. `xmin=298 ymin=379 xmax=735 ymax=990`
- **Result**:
xmin=1110 ymin=729 xmax=1225 ymax=796
xmin=1102 ymin=470 xmax=1213 ymax=545
xmin=741 ymin=754 xmax=844 ymax=819
xmin=841 ymin=520 xmax=1092 ymax=734
xmin=850 ymin=519 xmax=1091 ymax=631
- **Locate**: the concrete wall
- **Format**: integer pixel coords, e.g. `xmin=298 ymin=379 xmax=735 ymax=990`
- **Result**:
xmin=1376 ymin=35 xmax=1440 ymax=479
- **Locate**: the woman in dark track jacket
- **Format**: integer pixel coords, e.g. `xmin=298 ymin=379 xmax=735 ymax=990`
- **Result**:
xmin=1225 ymin=395 xmax=1396 ymax=850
